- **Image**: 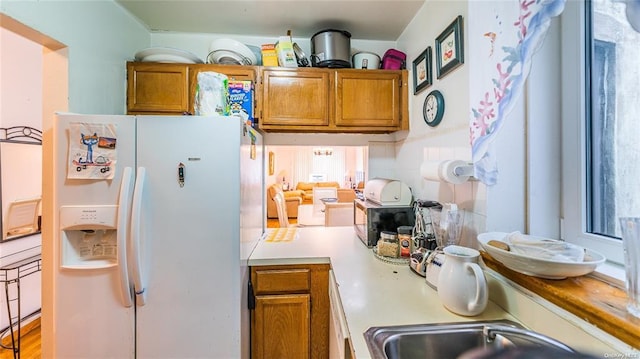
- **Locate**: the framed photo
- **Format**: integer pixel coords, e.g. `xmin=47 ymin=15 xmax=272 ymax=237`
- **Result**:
xmin=435 ymin=15 xmax=464 ymax=79
xmin=412 ymin=46 xmax=432 ymax=95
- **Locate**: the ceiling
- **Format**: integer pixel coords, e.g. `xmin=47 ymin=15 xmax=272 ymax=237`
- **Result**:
xmin=115 ymin=0 xmax=425 ymax=41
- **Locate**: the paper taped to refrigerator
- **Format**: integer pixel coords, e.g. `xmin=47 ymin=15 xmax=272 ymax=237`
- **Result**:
xmin=67 ymin=122 xmax=117 ymax=179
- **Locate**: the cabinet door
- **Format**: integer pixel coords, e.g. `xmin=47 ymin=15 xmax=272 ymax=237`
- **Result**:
xmin=335 ymin=71 xmax=402 ymax=128
xmin=127 ymin=62 xmax=189 ymax=114
xmin=261 ymin=69 xmax=331 ymax=127
xmin=188 ymin=64 xmax=258 ymax=115
xmin=252 ymin=294 xmax=311 ymax=359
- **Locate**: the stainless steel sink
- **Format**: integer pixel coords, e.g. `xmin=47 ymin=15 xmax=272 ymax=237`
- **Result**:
xmin=364 ymin=319 xmax=575 ymax=359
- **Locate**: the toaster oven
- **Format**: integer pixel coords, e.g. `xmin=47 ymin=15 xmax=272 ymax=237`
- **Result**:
xmin=354 ymin=199 xmax=415 ymax=247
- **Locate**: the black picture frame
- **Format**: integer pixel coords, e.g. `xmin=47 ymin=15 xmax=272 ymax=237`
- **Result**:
xmin=412 ymin=46 xmax=432 ymax=95
xmin=435 ymin=15 xmax=464 ymax=79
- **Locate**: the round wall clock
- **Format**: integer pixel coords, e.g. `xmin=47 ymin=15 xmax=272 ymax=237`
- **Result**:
xmin=423 ymin=89 xmax=445 ymax=127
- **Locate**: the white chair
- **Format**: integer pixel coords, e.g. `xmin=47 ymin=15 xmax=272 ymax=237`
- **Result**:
xmin=4 ymin=197 xmax=41 ymax=240
xmin=312 ymin=187 xmax=338 ymax=213
xmin=273 ymin=192 xmax=290 ymax=227
xmin=273 ymin=192 xmax=303 ymax=228
xmin=324 ymin=202 xmax=355 ymax=227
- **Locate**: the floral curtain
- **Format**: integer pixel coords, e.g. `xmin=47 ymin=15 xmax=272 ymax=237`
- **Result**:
xmin=470 ymin=0 xmax=566 ymax=185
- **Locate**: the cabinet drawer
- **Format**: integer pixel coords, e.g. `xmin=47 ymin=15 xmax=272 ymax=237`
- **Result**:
xmin=253 ymin=268 xmax=311 ymax=294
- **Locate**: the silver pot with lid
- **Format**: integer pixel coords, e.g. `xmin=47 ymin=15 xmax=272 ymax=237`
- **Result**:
xmin=310 ymin=29 xmax=352 ymax=68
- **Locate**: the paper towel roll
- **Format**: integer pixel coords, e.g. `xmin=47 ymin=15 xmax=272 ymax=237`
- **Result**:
xmin=420 ymin=160 xmax=443 ymax=182
xmin=420 ymin=160 xmax=471 ymax=184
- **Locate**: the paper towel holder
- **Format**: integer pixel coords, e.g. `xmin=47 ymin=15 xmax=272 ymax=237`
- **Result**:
xmin=453 ymin=163 xmax=474 ymax=177
xmin=420 ymin=159 xmax=475 ymax=184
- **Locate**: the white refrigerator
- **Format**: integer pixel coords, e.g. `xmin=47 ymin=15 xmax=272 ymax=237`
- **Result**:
xmin=48 ymin=113 xmax=264 ymax=358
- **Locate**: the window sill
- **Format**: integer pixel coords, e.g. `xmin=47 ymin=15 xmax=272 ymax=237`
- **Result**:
xmin=592 ymin=260 xmax=625 ymax=287
xmin=481 ymin=252 xmax=640 ymax=349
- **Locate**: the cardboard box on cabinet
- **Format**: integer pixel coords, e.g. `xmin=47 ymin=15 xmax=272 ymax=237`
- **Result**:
xmin=261 ymin=44 xmax=278 ymax=67
xmin=275 ymin=36 xmax=298 ymax=68
xmin=229 ymin=80 xmax=254 ymax=126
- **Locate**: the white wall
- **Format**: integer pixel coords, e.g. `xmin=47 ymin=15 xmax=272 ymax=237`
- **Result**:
xmin=0 ymin=28 xmax=42 ymax=128
xmin=394 ymin=1 xmax=481 ymax=246
xmin=1 ymin=1 xmax=150 ymax=114
xmin=0 ymin=24 xmax=44 ymax=333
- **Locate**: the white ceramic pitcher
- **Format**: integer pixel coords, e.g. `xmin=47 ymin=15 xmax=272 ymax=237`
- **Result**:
xmin=437 ymin=245 xmax=488 ymax=316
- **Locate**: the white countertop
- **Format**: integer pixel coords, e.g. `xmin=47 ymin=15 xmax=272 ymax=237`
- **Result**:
xmin=296 ymin=204 xmax=325 ymax=226
xmin=249 ymin=226 xmax=635 ymax=358
xmin=249 ymin=227 xmax=513 ymax=358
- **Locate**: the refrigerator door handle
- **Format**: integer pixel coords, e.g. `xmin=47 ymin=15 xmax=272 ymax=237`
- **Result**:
xmin=130 ymin=166 xmax=148 ymax=306
xmin=117 ymin=167 xmax=134 ymax=308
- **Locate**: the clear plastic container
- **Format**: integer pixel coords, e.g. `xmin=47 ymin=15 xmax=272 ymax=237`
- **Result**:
xmin=377 ymin=231 xmax=399 ymax=258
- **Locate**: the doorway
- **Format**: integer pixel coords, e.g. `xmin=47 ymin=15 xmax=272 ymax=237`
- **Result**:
xmin=267 ymin=145 xmax=368 ymax=191
xmin=0 ymin=13 xmax=68 ymax=358
xmin=265 ymin=145 xmax=367 ymax=228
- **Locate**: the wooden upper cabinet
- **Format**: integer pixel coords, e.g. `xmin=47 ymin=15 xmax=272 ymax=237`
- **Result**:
xmin=127 ymin=62 xmax=189 ymax=115
xmin=126 ymin=62 xmax=408 ymax=133
xmin=260 ymin=68 xmax=331 ymax=127
xmin=127 ymin=62 xmax=258 ymax=115
xmin=258 ymin=67 xmax=408 ymax=133
xmin=335 ymin=70 xmax=402 ymax=128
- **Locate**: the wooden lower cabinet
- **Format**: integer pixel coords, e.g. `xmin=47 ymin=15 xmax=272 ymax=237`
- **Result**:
xmin=250 ymin=264 xmax=330 ymax=359
xmin=253 ymin=294 xmax=311 ymax=358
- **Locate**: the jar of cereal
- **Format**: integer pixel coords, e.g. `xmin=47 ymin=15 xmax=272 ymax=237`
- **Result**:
xmin=377 ymin=231 xmax=399 ymax=257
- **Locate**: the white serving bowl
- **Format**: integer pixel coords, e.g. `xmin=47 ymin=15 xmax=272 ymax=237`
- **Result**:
xmin=246 ymin=45 xmax=262 ymax=66
xmin=477 ymin=232 xmax=606 ymax=279
xmin=135 ymin=47 xmax=203 ymax=64
xmin=207 ymin=38 xmax=257 ymax=65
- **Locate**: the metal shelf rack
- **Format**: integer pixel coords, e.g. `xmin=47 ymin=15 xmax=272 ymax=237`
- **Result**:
xmin=0 ymin=254 xmax=42 ymax=359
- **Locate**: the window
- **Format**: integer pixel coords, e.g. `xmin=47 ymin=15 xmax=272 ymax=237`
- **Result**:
xmin=562 ymin=0 xmax=640 ymax=266
xmin=588 ymin=38 xmax=616 ymax=238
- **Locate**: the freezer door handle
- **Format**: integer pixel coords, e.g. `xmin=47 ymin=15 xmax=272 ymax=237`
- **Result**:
xmin=117 ymin=167 xmax=134 ymax=308
xmin=130 ymin=166 xmax=148 ymax=306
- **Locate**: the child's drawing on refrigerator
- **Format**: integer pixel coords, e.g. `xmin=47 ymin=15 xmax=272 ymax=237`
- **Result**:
xmin=67 ymin=123 xmax=117 ymax=179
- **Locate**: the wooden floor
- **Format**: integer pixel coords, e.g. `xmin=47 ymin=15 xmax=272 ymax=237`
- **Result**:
xmin=266 ymin=216 xmax=298 ymax=228
xmin=0 ymin=320 xmax=40 ymax=359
